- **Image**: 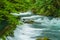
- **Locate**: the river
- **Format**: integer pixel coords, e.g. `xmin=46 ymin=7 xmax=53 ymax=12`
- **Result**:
xmin=6 ymin=11 xmax=60 ymax=40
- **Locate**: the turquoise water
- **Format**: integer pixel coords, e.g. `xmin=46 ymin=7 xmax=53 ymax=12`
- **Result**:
xmin=6 ymin=11 xmax=60 ymax=40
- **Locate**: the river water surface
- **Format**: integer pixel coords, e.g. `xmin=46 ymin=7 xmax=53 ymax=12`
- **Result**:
xmin=6 ymin=11 xmax=60 ymax=40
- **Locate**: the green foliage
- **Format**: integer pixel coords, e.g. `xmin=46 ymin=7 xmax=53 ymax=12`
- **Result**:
xmin=0 ymin=0 xmax=60 ymax=39
xmin=31 ymin=0 xmax=60 ymax=17
xmin=0 ymin=0 xmax=20 ymax=37
xmin=0 ymin=0 xmax=35 ymax=29
xmin=6 ymin=0 xmax=60 ymax=17
xmin=0 ymin=0 xmax=59 ymax=17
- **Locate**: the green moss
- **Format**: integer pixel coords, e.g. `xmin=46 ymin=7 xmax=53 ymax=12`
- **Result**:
xmin=36 ymin=37 xmax=50 ymax=40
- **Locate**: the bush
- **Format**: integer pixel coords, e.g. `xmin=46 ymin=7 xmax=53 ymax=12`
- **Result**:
xmin=0 ymin=0 xmax=19 ymax=37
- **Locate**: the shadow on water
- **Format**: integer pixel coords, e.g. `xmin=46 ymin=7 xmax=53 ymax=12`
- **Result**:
xmin=0 ymin=20 xmax=8 ymax=31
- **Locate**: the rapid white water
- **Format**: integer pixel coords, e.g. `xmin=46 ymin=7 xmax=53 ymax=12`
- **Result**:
xmin=6 ymin=11 xmax=60 ymax=40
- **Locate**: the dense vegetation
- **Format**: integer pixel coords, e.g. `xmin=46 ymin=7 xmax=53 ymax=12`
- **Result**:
xmin=0 ymin=0 xmax=60 ymax=39
xmin=18 ymin=0 xmax=60 ymax=17
xmin=31 ymin=0 xmax=60 ymax=17
xmin=0 ymin=0 xmax=20 ymax=38
xmin=5 ymin=0 xmax=60 ymax=17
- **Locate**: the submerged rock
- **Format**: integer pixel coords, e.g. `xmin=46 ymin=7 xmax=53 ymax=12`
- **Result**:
xmin=22 ymin=19 xmax=34 ymax=24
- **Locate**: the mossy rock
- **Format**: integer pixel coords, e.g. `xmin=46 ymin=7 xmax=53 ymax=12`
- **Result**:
xmin=36 ymin=37 xmax=50 ymax=40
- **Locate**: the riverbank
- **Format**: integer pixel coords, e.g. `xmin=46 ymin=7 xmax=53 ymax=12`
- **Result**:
xmin=0 ymin=23 xmax=18 ymax=40
xmin=0 ymin=20 xmax=22 ymax=40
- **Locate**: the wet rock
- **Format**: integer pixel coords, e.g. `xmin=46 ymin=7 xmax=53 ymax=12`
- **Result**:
xmin=23 ymin=19 xmax=34 ymax=24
